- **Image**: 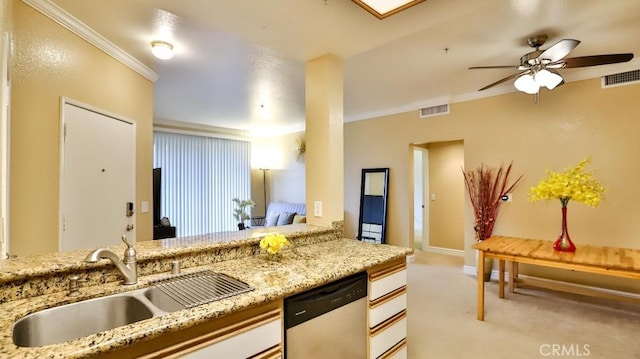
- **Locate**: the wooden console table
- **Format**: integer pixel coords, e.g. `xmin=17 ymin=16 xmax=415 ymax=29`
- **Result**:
xmin=473 ymin=236 xmax=640 ymax=321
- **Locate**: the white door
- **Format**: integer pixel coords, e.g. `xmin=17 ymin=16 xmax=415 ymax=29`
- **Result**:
xmin=60 ymin=100 xmax=135 ymax=251
xmin=413 ymin=147 xmax=429 ymax=250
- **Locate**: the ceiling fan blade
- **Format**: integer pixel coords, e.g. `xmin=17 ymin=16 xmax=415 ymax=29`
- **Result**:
xmin=561 ymin=53 xmax=634 ymax=68
xmin=538 ymin=39 xmax=580 ymax=62
xmin=469 ymin=65 xmax=519 ymax=70
xmin=478 ymin=71 xmax=529 ymax=91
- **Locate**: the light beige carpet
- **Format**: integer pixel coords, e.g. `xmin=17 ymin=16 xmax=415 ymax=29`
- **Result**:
xmin=406 ymin=250 xmax=640 ymax=359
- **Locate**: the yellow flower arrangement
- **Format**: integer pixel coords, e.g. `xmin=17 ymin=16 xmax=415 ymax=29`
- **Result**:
xmin=528 ymin=157 xmax=605 ymax=208
xmin=259 ymin=233 xmax=290 ymax=255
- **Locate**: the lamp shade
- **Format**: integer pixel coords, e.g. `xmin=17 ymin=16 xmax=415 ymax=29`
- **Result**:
xmin=251 ymin=140 xmax=284 ymax=170
xmin=536 ymin=69 xmax=563 ymax=90
xmin=151 ymin=41 xmax=174 ymax=60
xmin=514 ymin=74 xmax=539 ymax=94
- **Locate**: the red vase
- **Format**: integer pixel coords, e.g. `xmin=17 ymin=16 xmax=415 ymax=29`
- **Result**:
xmin=553 ymin=206 xmax=576 ymax=252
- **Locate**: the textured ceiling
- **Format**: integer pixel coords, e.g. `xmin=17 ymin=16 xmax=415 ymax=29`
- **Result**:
xmin=50 ymin=0 xmax=640 ymax=135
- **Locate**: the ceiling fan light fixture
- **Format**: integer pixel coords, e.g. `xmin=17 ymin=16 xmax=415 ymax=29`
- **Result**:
xmin=514 ymin=74 xmax=539 ymax=94
xmin=536 ymin=69 xmax=563 ymax=90
xmin=151 ymin=41 xmax=174 ymax=60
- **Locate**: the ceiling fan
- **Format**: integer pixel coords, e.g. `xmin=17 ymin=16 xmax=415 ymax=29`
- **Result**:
xmin=470 ymin=35 xmax=634 ymax=95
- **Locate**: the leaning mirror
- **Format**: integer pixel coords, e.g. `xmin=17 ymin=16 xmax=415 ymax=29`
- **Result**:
xmin=357 ymin=168 xmax=389 ymax=244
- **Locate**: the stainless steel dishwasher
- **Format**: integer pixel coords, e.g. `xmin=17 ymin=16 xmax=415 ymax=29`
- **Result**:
xmin=284 ymin=272 xmax=367 ymax=358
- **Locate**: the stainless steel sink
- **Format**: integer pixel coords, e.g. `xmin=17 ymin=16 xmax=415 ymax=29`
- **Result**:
xmin=12 ymin=271 xmax=253 ymax=348
xmin=142 ymin=287 xmax=185 ymax=313
xmin=13 ymin=295 xmax=154 ymax=347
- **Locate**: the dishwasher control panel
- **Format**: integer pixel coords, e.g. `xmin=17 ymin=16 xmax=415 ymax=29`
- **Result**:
xmin=330 ymin=286 xmax=365 ymax=305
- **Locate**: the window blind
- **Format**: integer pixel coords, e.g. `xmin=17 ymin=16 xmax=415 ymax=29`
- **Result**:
xmin=153 ymin=131 xmax=251 ymax=236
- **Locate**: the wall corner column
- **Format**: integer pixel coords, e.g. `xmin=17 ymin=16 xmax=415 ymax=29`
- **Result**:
xmin=305 ymin=54 xmax=344 ymax=228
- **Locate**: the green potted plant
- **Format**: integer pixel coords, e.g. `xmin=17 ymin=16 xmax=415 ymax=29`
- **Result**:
xmin=232 ymin=198 xmax=255 ymax=230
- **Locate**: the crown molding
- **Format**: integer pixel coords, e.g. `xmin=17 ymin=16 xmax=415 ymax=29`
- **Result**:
xmin=22 ymin=0 xmax=159 ymax=83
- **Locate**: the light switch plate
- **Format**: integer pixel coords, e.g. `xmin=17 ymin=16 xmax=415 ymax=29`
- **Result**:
xmin=501 ymin=193 xmax=513 ymax=202
xmin=141 ymin=201 xmax=149 ymax=213
xmin=314 ymin=201 xmax=322 ymax=217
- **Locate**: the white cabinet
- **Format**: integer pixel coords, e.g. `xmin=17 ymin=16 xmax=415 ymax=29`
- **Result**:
xmin=110 ymin=301 xmax=283 ymax=359
xmin=369 ymin=268 xmax=407 ymax=301
xmin=180 ymin=316 xmax=281 ymax=359
xmin=369 ymin=291 xmax=407 ymax=328
xmin=367 ymin=258 xmax=408 ymax=359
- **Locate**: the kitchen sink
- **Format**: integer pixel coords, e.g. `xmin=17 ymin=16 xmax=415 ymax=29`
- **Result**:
xmin=142 ymin=287 xmax=185 ymax=313
xmin=12 ymin=271 xmax=253 ymax=347
xmin=13 ymin=295 xmax=154 ymax=347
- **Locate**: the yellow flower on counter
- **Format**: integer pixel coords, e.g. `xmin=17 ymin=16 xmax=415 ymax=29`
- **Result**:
xmin=528 ymin=157 xmax=605 ymax=208
xmin=260 ymin=233 xmax=290 ymax=254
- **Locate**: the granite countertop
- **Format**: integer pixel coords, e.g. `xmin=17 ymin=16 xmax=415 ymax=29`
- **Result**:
xmin=0 ymin=238 xmax=412 ymax=358
xmin=0 ymin=224 xmax=327 ymax=284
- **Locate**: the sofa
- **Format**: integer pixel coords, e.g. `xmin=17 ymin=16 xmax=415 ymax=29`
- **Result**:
xmin=259 ymin=202 xmax=306 ymax=227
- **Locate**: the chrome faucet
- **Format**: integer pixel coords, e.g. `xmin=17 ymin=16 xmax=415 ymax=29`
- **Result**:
xmin=84 ymin=235 xmax=137 ymax=285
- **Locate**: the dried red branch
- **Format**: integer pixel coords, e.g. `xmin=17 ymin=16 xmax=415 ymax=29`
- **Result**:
xmin=462 ymin=162 xmax=522 ymax=241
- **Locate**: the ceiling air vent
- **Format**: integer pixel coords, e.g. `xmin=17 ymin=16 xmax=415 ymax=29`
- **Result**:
xmin=419 ymin=104 xmax=449 ymax=118
xmin=602 ymin=69 xmax=640 ymax=88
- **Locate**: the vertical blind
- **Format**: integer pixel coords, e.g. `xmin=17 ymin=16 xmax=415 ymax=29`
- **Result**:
xmin=153 ymin=131 xmax=252 ymax=236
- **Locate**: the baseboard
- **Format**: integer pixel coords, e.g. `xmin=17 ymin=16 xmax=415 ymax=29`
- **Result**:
xmin=463 ymin=265 xmax=504 ymax=281
xmin=463 ymin=265 xmax=640 ymax=301
xmin=516 ymin=275 xmax=640 ymax=303
xmin=423 ymin=246 xmax=464 ymax=257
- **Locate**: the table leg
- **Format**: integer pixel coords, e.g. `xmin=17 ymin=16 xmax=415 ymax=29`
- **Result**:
xmin=499 ymin=259 xmax=505 ymax=299
xmin=509 ymin=261 xmax=516 ymax=293
xmin=477 ymin=250 xmax=485 ymax=321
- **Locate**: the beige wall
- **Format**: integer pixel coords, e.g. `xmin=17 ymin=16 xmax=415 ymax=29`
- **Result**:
xmin=10 ymin=1 xmax=154 ymax=255
xmin=427 ymin=140 xmax=464 ymax=250
xmin=345 ymin=78 xmax=640 ymax=292
xmin=0 ymin=0 xmax=11 ymax=257
xmin=306 ymin=54 xmax=344 ymax=226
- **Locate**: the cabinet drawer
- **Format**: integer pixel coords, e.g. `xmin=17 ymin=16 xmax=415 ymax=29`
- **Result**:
xmin=369 ymin=313 xmax=407 ymax=359
xmin=182 ymin=318 xmax=281 ymax=359
xmin=369 ymin=268 xmax=407 ymax=301
xmin=369 ymin=289 xmax=407 ymax=328
xmin=250 ymin=345 xmax=282 ymax=359
xmin=382 ymin=340 xmax=407 ymax=359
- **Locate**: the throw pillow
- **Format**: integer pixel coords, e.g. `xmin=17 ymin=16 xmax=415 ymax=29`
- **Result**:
xmin=276 ymin=212 xmax=296 ymax=226
xmin=264 ymin=213 xmax=280 ymax=227
xmin=293 ymin=215 xmax=306 ymax=224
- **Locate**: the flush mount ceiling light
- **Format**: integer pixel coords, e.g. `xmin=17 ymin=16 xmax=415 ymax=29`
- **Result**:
xmin=151 ymin=41 xmax=174 ymax=60
xmin=352 ymin=0 xmax=426 ymax=19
